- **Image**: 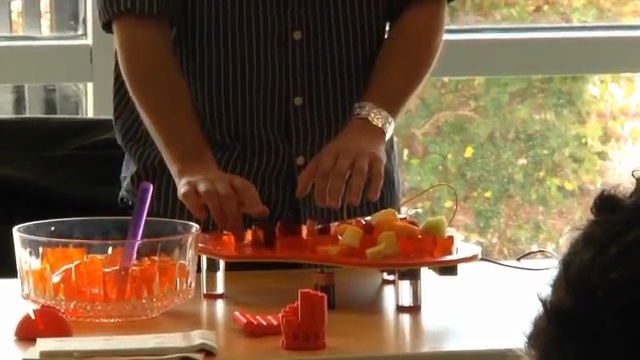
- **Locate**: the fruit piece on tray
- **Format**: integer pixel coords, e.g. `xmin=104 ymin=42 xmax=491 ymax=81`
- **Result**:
xmin=365 ymin=231 xmax=400 ymax=259
xmin=315 ymin=244 xmax=353 ymax=257
xmin=338 ymin=226 xmax=363 ymax=248
xmin=315 ymin=208 xmax=456 ymax=260
xmin=369 ymin=208 xmax=399 ymax=232
xmin=392 ymin=221 xmax=421 ymax=238
xmin=420 ymin=215 xmax=448 ymax=238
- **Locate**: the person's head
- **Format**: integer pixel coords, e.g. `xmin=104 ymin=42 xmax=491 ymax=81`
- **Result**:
xmin=525 ymin=171 xmax=640 ymax=359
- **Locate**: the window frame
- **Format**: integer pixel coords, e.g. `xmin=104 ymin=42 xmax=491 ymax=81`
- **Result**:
xmin=0 ymin=2 xmax=639 ymax=117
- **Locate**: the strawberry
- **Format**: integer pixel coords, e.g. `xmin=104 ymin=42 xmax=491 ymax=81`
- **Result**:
xmin=14 ymin=313 xmax=37 ymax=341
xmin=14 ymin=305 xmax=73 ymax=341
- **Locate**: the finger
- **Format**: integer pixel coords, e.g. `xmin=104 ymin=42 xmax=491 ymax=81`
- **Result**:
xmin=196 ymin=182 xmax=227 ymax=229
xmin=296 ymin=158 xmax=318 ymax=198
xmin=313 ymin=152 xmax=338 ymax=207
xmin=178 ymin=183 xmax=208 ymax=220
xmin=366 ymin=159 xmax=385 ymax=201
xmin=211 ymin=179 xmax=242 ymax=230
xmin=229 ymin=175 xmax=269 ymax=217
xmin=347 ymin=159 xmax=369 ymax=206
xmin=326 ymin=157 xmax=353 ymax=208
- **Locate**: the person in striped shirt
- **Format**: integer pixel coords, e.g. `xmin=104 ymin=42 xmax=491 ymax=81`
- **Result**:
xmin=98 ymin=0 xmax=452 ymax=234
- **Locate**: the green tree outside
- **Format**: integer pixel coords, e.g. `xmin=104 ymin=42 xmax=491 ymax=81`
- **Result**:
xmin=398 ymin=1 xmax=640 ymax=259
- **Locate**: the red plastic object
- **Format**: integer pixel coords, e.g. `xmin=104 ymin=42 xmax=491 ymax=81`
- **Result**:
xmin=199 ymin=232 xmax=480 ymax=269
xmin=233 ymin=310 xmax=281 ymax=337
xmin=15 ymin=305 xmax=73 ymax=341
xmin=280 ymin=289 xmax=327 ymax=351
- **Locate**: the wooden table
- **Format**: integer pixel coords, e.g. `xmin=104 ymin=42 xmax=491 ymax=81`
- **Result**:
xmin=6 ymin=262 xmax=555 ymax=360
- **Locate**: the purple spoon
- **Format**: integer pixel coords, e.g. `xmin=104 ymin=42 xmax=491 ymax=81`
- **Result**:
xmin=126 ymin=181 xmax=154 ymax=245
xmin=119 ymin=182 xmax=154 ymax=290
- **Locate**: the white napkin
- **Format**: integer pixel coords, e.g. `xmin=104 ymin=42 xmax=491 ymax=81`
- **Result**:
xmin=22 ymin=329 xmax=216 ymax=360
xmin=22 ymin=351 xmax=205 ymax=360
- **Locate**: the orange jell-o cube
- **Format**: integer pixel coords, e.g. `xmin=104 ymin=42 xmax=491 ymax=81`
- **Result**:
xmin=43 ymin=247 xmax=87 ymax=274
xmin=103 ymin=247 xmax=124 ymax=268
xmin=433 ymin=235 xmax=455 ymax=258
xmin=422 ymin=234 xmax=437 ymax=256
xmin=83 ymin=255 xmax=106 ymax=302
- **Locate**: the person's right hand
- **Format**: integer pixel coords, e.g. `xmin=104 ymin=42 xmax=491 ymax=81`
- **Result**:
xmin=176 ymin=167 xmax=269 ymax=231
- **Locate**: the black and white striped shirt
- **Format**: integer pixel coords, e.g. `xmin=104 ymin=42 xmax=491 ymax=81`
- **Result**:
xmin=98 ymin=0 xmax=449 ymax=231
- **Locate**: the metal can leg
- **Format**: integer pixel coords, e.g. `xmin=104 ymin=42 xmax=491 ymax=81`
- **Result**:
xmin=201 ymin=255 xmax=225 ymax=299
xmin=381 ymin=269 xmax=396 ymax=284
xmin=395 ymin=268 xmax=421 ymax=312
xmin=432 ymin=265 xmax=458 ymax=276
xmin=314 ymin=267 xmax=336 ymax=310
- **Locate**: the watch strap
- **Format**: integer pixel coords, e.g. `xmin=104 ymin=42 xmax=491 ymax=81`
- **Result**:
xmin=352 ymin=102 xmax=395 ymax=141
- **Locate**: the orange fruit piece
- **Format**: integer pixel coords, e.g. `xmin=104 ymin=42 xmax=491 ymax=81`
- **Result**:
xmin=392 ymin=222 xmax=420 ymax=238
xmin=402 ymin=216 xmax=420 ymax=227
xmin=373 ymin=218 xmax=397 ymax=233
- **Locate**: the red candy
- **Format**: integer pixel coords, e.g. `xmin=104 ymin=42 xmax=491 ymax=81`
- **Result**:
xmin=279 ymin=289 xmax=327 ymax=351
xmin=232 ymin=289 xmax=329 ymax=351
xmin=15 ymin=305 xmax=73 ymax=341
xmin=232 ymin=310 xmax=281 ymax=337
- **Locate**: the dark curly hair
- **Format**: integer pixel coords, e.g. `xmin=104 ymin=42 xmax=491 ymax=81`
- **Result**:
xmin=526 ymin=171 xmax=640 ymax=359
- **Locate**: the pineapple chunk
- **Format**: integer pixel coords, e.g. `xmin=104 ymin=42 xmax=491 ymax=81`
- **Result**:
xmin=420 ymin=216 xmax=448 ymax=238
xmin=377 ymin=231 xmax=400 ymax=256
xmin=335 ymin=223 xmax=351 ymax=236
xmin=365 ymin=244 xmax=386 ymax=259
xmin=366 ymin=231 xmax=400 ymax=260
xmin=370 ymin=208 xmax=399 ymax=227
xmin=338 ymin=226 xmax=363 ymax=248
xmin=317 ymin=245 xmax=352 ymax=257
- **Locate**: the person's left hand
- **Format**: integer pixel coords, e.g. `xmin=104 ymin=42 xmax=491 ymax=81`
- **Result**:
xmin=296 ymin=117 xmax=388 ymax=208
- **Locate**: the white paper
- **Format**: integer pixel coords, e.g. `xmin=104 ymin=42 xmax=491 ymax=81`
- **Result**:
xmin=28 ymin=329 xmax=216 ymax=359
xmin=23 ymin=347 xmax=205 ymax=360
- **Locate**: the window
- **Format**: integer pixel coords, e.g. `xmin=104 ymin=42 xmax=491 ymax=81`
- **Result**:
xmin=400 ymin=2 xmax=640 ymax=260
xmin=0 ymin=0 xmax=110 ymax=116
xmin=448 ymin=0 xmax=640 ymax=26
xmin=401 ymin=74 xmax=640 ymax=259
xmin=2 ymin=0 xmax=85 ymax=36
xmin=1 ymin=1 xmax=638 ymax=259
xmin=0 ymin=84 xmax=87 ymax=115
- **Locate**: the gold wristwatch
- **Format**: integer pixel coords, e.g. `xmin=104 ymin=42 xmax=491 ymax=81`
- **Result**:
xmin=352 ymin=102 xmax=395 ymax=141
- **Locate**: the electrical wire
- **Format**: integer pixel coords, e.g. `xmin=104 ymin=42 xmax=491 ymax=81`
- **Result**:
xmin=398 ymin=185 xmax=560 ymax=272
xmin=480 ymin=249 xmax=559 ymax=271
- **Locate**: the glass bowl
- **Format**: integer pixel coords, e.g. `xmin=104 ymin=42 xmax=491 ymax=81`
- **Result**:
xmin=13 ymin=217 xmax=200 ymax=322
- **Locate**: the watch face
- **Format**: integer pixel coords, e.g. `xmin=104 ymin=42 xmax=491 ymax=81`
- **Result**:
xmin=353 ymin=102 xmax=394 ymax=139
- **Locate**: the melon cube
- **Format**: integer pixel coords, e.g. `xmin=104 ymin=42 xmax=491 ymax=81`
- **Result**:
xmin=420 ymin=216 xmax=448 ymax=238
xmin=338 ymin=226 xmax=363 ymax=248
xmin=377 ymin=231 xmax=399 ymax=256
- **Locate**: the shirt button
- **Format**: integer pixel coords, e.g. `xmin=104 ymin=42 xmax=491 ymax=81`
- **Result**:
xmin=293 ymin=97 xmax=304 ymax=106
xmin=292 ymin=31 xmax=303 ymax=41
xmin=295 ymin=156 xmax=305 ymax=166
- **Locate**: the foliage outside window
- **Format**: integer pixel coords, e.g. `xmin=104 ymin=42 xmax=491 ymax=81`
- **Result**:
xmin=399 ymin=0 xmax=640 ymax=259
